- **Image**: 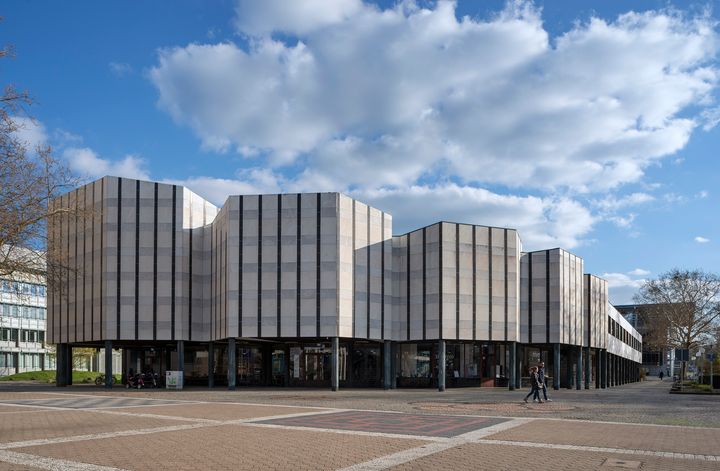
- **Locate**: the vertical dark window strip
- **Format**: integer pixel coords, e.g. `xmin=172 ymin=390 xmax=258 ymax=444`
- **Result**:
xmin=171 ymin=185 xmax=176 ymax=341
xmin=65 ymin=195 xmax=70 ymax=343
xmin=422 ymin=228 xmax=426 ymax=341
xmin=545 ymin=250 xmax=550 ymax=343
xmin=316 ymin=193 xmax=321 ymax=338
xmin=74 ymin=189 xmax=78 ymax=342
xmin=406 ymin=237 xmax=410 ymax=341
xmin=488 ymin=228 xmax=492 ymax=341
xmin=211 ymin=225 xmax=214 ymax=339
xmin=296 ymin=195 xmax=300 ymax=337
xmin=258 ymin=195 xmax=263 ymax=337
xmin=239 ymin=196 xmax=244 ymax=338
xmin=91 ymin=183 xmax=95 ymax=342
xmin=455 ymin=224 xmax=459 ymax=341
xmin=82 ymin=186 xmax=87 ymax=342
xmin=587 ymin=275 xmax=591 ymax=347
xmin=215 ymin=225 xmax=218 ymax=339
xmin=366 ymin=206 xmax=370 ymax=339
xmin=277 ymin=195 xmax=282 ymax=337
xmin=225 ymin=230 xmax=228 ymax=339
xmin=528 ymin=254 xmax=533 ymax=344
xmin=352 ymin=200 xmax=356 ymax=337
xmin=504 ymin=229 xmax=508 ymax=342
xmin=188 ymin=229 xmax=192 ymax=341
xmin=472 ymin=226 xmax=476 ymax=341
xmin=100 ymin=179 xmax=104 ymax=340
xmin=153 ymin=183 xmax=158 ymax=341
xmin=116 ymin=179 xmax=122 ymax=340
xmin=438 ymin=224 xmax=443 ymax=340
xmin=134 ymin=180 xmax=139 ymax=341
xmin=216 ymin=224 xmax=219 ymax=339
xmin=381 ymin=214 xmax=385 ymax=339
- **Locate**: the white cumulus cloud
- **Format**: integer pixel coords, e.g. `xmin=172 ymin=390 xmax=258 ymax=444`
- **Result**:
xmin=63 ymin=147 xmax=150 ymax=181
xmin=145 ymin=0 xmax=720 ymax=248
xmin=695 ymin=236 xmax=710 ymax=243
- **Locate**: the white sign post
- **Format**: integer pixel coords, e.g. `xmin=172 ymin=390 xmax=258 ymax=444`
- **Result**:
xmin=166 ymin=371 xmax=184 ymax=390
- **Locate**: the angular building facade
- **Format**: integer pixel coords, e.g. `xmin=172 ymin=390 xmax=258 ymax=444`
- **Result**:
xmin=49 ymin=177 xmax=642 ymax=390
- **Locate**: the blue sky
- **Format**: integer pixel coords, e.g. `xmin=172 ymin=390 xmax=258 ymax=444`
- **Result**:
xmin=3 ymin=0 xmax=719 ymax=303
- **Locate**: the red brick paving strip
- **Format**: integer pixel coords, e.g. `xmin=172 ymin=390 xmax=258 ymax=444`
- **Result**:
xmin=0 ymin=405 xmax=47 ymax=413
xmin=18 ymin=424 xmax=429 ymax=471
xmin=108 ymin=403 xmax=324 ymax=420
xmin=484 ymin=420 xmax=720 ymax=456
xmin=390 ymin=442 xmax=720 ymax=471
xmin=0 ymin=410 xmax=193 ymax=443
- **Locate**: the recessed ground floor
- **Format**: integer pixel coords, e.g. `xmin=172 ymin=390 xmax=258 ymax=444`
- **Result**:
xmin=53 ymin=338 xmax=641 ymax=391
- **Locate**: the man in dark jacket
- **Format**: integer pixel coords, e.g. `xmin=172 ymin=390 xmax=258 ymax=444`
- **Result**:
xmin=538 ymin=361 xmax=552 ymax=402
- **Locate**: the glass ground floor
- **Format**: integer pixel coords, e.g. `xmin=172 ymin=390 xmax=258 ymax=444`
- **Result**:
xmin=55 ymin=339 xmax=641 ymax=390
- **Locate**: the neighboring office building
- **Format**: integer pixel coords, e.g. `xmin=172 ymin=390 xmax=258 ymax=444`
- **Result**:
xmin=0 ymin=274 xmax=53 ymax=376
xmin=48 ymin=176 xmax=642 ymax=390
xmin=616 ymin=304 xmax=671 ymax=377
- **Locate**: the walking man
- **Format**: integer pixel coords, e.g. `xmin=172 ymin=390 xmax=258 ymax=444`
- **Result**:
xmin=538 ymin=361 xmax=552 ymax=402
xmin=523 ymin=366 xmax=543 ymax=403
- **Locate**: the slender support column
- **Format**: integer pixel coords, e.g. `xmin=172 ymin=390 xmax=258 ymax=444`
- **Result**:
xmin=383 ymin=340 xmax=391 ymax=391
xmin=390 ymin=342 xmax=398 ymax=389
xmin=566 ymin=349 xmax=574 ymax=389
xmin=284 ymin=345 xmax=290 ymax=387
xmin=553 ymin=343 xmax=561 ymax=390
xmin=104 ymin=341 xmax=113 ymax=389
xmin=208 ymin=342 xmax=215 ymax=388
xmin=515 ymin=344 xmax=521 ymax=390
xmin=600 ymin=349 xmax=606 ymax=388
xmin=438 ymin=340 xmax=446 ymax=392
xmin=227 ymin=339 xmax=236 ymax=390
xmin=584 ymin=346 xmax=591 ymax=389
xmin=576 ymin=346 xmax=583 ymax=390
xmin=508 ymin=342 xmax=516 ymax=391
xmin=331 ymin=337 xmax=339 ymax=392
xmin=176 ymin=340 xmax=185 ymax=379
xmin=595 ymin=348 xmax=600 ymax=389
xmin=66 ymin=346 xmax=73 ymax=385
xmin=56 ymin=344 xmax=67 ymax=387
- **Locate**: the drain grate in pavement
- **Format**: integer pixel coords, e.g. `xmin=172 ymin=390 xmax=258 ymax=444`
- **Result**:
xmin=256 ymin=410 xmax=509 ymax=437
xmin=602 ymin=458 xmax=642 ymax=469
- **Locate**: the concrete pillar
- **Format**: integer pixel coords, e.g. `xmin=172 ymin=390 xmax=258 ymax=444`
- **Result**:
xmin=576 ymin=346 xmax=583 ymax=390
xmin=595 ymin=348 xmax=600 ymax=389
xmin=177 ymin=340 xmax=185 ymax=378
xmin=600 ymin=350 xmax=606 ymax=389
xmin=104 ymin=341 xmax=113 ymax=389
xmin=584 ymin=346 xmax=591 ymax=389
xmin=331 ymin=337 xmax=339 ymax=392
xmin=208 ymin=342 xmax=215 ymax=388
xmin=391 ymin=342 xmax=398 ymax=389
xmin=553 ymin=343 xmax=561 ymax=390
xmin=284 ymin=345 xmax=291 ymax=387
xmin=508 ymin=342 xmax=516 ymax=391
xmin=383 ymin=340 xmax=391 ymax=390
xmin=566 ymin=348 xmax=574 ymax=389
xmin=66 ymin=345 xmax=73 ymax=386
xmin=227 ymin=339 xmax=236 ymax=390
xmin=438 ymin=340 xmax=446 ymax=392
xmin=56 ymin=344 xmax=67 ymax=387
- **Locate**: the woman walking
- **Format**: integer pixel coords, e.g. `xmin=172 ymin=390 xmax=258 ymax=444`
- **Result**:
xmin=523 ymin=366 xmax=543 ymax=403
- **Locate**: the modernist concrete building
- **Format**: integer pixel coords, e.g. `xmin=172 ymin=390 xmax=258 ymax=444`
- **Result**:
xmin=48 ymin=176 xmax=642 ymax=390
xmin=0 ymin=268 xmax=52 ymax=377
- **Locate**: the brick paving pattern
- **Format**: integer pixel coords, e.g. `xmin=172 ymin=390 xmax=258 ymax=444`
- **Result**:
xmin=484 ymin=419 xmax=720 ymax=455
xmin=2 ymin=396 xmax=183 ymax=409
xmin=109 ymin=403 xmax=323 ymax=420
xmin=259 ymin=410 xmax=509 ymax=437
xmin=389 ymin=442 xmax=720 ymax=471
xmin=17 ymin=424 xmax=428 ymax=471
xmin=0 ymin=410 xmax=191 ymax=443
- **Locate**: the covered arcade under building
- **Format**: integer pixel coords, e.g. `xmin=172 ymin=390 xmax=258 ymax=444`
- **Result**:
xmin=48 ymin=176 xmax=642 ymax=391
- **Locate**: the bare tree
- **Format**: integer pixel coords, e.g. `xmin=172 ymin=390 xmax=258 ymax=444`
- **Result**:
xmin=0 ymin=33 xmax=80 ymax=290
xmin=634 ymin=269 xmax=720 ymax=352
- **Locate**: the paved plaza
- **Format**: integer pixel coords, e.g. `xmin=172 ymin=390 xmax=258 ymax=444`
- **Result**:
xmin=0 ymin=379 xmax=717 ymax=470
